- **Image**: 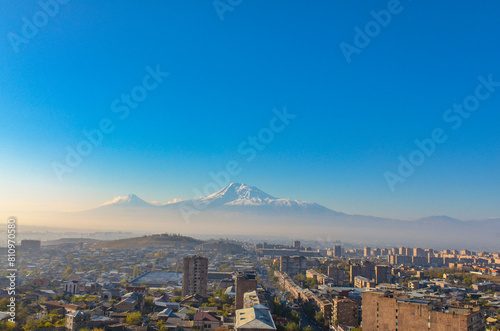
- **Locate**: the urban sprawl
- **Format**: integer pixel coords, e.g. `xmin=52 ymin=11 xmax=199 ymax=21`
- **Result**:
xmin=1 ymin=235 xmax=499 ymax=330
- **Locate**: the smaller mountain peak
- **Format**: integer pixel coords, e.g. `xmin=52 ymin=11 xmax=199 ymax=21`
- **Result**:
xmin=100 ymin=194 xmax=150 ymax=207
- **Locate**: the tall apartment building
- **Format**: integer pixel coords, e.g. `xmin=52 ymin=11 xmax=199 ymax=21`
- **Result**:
xmin=280 ymin=256 xmax=307 ymax=275
xmin=413 ymin=247 xmax=425 ymax=257
xmin=349 ymin=261 xmax=375 ymax=283
xmin=327 ymin=266 xmax=345 ymax=286
xmin=235 ymin=272 xmax=258 ymax=310
xmin=375 ymin=265 xmax=392 ymax=284
xmin=332 ymin=298 xmax=359 ymax=328
xmin=182 ymin=255 xmax=208 ymax=297
xmin=364 ymin=246 xmax=371 ymax=257
xmin=361 ymin=291 xmax=485 ymax=331
xmin=333 ymin=245 xmax=343 ymax=257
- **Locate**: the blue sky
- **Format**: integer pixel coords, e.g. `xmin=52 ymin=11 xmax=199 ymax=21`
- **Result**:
xmin=0 ymin=0 xmax=499 ymax=220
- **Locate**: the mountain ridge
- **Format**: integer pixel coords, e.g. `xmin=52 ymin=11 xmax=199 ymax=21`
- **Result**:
xmin=15 ymin=183 xmax=499 ymax=251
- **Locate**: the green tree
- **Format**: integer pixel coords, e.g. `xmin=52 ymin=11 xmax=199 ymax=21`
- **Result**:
xmin=284 ymin=322 xmax=300 ymax=331
xmin=64 ymin=267 xmax=73 ymax=277
xmin=314 ymin=311 xmax=325 ymax=326
xmin=133 ymin=266 xmax=139 ymax=277
xmin=126 ymin=312 xmax=142 ymax=325
xmin=290 ymin=310 xmax=300 ymax=323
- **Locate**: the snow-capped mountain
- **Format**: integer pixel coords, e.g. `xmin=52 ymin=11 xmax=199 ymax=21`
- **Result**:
xmin=100 ymin=194 xmax=151 ymax=207
xmin=38 ymin=183 xmax=500 ymax=251
xmin=186 ymin=183 xmax=335 ymax=214
xmin=96 ymin=183 xmax=337 ymax=215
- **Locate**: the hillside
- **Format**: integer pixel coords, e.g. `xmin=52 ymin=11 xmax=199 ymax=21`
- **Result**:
xmin=42 ymin=238 xmax=104 ymax=246
xmin=93 ymin=233 xmax=204 ymax=249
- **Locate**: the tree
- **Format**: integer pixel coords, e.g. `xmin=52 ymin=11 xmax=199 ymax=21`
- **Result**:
xmin=126 ymin=312 xmax=142 ymax=325
xmin=284 ymin=322 xmax=300 ymax=331
xmin=64 ymin=267 xmax=73 ymax=277
xmin=314 ymin=311 xmax=325 ymax=326
xmin=133 ymin=266 xmax=139 ymax=277
xmin=290 ymin=310 xmax=300 ymax=323
xmin=0 ymin=321 xmax=15 ymax=330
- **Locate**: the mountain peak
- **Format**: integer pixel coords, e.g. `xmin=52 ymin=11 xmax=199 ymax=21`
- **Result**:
xmin=100 ymin=194 xmax=151 ymax=207
xmin=200 ymin=183 xmax=276 ymax=205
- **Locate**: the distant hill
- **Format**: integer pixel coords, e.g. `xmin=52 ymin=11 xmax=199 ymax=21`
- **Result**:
xmin=42 ymin=238 xmax=103 ymax=246
xmin=93 ymin=233 xmax=204 ymax=249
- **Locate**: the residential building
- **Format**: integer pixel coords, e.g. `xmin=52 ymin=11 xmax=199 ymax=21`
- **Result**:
xmin=63 ymin=280 xmax=80 ymax=294
xmin=66 ymin=311 xmax=91 ymax=331
xmin=182 ymin=255 xmax=208 ymax=297
xmin=235 ymin=272 xmax=258 ymax=310
xmin=334 ymin=245 xmax=342 ymax=257
xmin=235 ymin=307 xmax=277 ymax=331
xmin=350 ymin=261 xmax=374 ymax=283
xmin=193 ymin=312 xmax=222 ymax=330
xmin=327 ymin=266 xmax=345 ymax=286
xmin=332 ymin=298 xmax=359 ymax=328
xmin=354 ymin=276 xmax=375 ymax=288
xmin=361 ymin=290 xmax=485 ymax=331
xmin=279 ymin=256 xmax=307 ymax=275
xmin=375 ymin=265 xmax=392 ymax=284
xmin=364 ymin=247 xmax=371 ymax=257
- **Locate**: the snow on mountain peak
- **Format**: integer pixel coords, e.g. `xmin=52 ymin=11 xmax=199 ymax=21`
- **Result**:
xmin=100 ymin=194 xmax=150 ymax=207
xmin=98 ymin=183 xmax=329 ymax=213
xmin=195 ymin=183 xmax=317 ymax=208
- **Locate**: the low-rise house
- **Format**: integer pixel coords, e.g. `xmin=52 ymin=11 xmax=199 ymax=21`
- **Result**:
xmin=115 ymin=292 xmax=145 ymax=312
xmin=66 ymin=311 xmax=91 ymax=331
xmin=235 ymin=307 xmax=277 ymax=331
xmin=193 ymin=312 xmax=222 ymax=330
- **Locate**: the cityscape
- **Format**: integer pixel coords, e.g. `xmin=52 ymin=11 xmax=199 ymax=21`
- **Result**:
xmin=0 ymin=235 xmax=499 ymax=330
xmin=2 ymin=1 xmax=500 ymax=330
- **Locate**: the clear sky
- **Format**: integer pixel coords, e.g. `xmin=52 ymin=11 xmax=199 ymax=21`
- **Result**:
xmin=1 ymin=0 xmax=499 ymax=220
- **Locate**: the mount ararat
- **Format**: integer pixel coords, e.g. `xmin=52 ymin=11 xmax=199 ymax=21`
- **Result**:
xmin=24 ymin=183 xmax=500 ymax=251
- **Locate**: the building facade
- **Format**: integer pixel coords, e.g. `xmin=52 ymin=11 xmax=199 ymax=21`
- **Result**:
xmin=362 ymin=291 xmax=485 ymax=331
xmin=182 ymin=255 xmax=208 ymax=297
xmin=235 ymin=272 xmax=258 ymax=310
xmin=280 ymin=256 xmax=307 ymax=275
